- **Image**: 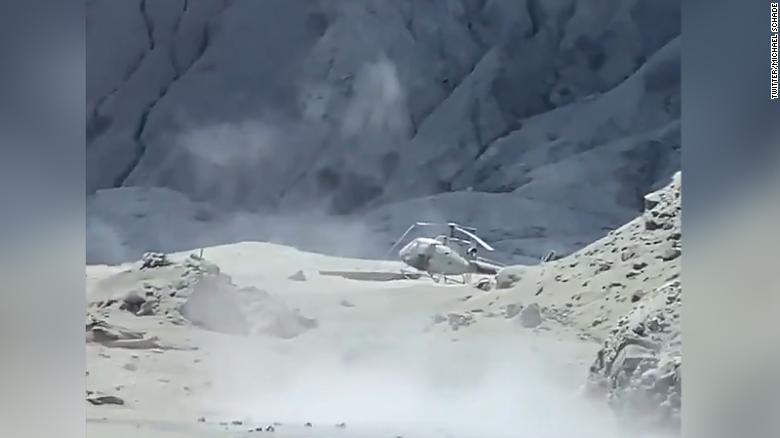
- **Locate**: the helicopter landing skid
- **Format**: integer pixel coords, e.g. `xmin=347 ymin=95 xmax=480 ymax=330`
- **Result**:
xmin=427 ymin=273 xmax=468 ymax=285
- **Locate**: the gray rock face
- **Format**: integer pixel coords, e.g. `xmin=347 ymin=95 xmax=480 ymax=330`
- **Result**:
xmin=587 ymin=175 xmax=681 ymax=432
xmin=588 ymin=280 xmax=681 ymax=432
xmin=87 ymin=0 xmax=680 ymax=264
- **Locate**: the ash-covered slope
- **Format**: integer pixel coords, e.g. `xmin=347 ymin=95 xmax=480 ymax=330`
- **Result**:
xmin=443 ymin=172 xmax=681 ymax=432
xmin=87 ymin=0 xmax=679 ymax=264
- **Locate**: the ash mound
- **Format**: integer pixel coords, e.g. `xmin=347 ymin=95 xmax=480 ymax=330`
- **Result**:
xmin=87 ymin=253 xmax=317 ymax=339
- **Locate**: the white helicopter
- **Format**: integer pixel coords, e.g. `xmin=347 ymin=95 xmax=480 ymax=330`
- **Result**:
xmin=386 ymin=222 xmax=504 ymax=283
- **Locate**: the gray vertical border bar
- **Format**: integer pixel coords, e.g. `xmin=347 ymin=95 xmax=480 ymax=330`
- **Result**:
xmin=0 ymin=1 xmax=86 ymax=437
xmin=684 ymin=0 xmax=780 ymax=437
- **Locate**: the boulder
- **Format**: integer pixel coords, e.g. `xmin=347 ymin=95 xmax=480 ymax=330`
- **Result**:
xmin=517 ymin=303 xmax=543 ymax=328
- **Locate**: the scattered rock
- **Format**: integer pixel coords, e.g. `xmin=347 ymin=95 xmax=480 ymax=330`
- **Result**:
xmin=644 ymin=216 xmax=661 ymax=231
xmin=339 ymin=299 xmax=356 ymax=308
xmin=658 ymin=247 xmax=681 ymax=261
xmin=631 ymin=290 xmax=647 ymax=303
xmin=140 ymin=252 xmax=171 ymax=269
xmin=87 ymin=395 xmax=125 ymax=406
xmin=447 ymin=313 xmax=474 ymax=330
xmin=288 ymin=270 xmax=307 ymax=281
xmin=335 ymin=422 xmax=346 ymax=428
xmin=304 ymin=422 xmax=312 ymax=427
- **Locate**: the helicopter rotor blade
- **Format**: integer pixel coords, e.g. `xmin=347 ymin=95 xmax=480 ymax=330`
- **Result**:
xmin=454 ymin=226 xmax=495 ymax=251
xmin=385 ymin=222 xmax=444 ymax=257
xmin=447 ymin=222 xmax=477 ymax=232
xmin=385 ymin=223 xmax=418 ymax=257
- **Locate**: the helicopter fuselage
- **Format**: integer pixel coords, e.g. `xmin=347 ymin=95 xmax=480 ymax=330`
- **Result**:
xmin=398 ymin=237 xmax=473 ymax=275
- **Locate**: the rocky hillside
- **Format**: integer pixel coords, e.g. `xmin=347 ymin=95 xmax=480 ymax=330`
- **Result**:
xmin=87 ymin=0 xmax=680 ymax=264
xmin=437 ymin=172 xmax=681 ymax=432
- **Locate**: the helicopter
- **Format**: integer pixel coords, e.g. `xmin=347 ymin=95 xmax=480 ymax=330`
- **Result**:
xmin=386 ymin=222 xmax=504 ymax=283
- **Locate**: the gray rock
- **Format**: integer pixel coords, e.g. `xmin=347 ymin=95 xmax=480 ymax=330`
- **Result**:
xmin=505 ymin=303 xmax=523 ymax=319
xmin=495 ymin=266 xmax=526 ymax=289
xmin=135 ymin=300 xmax=158 ymax=316
xmin=87 ymin=395 xmax=125 ymax=406
xmin=658 ymin=247 xmax=681 ymax=261
xmin=644 ymin=216 xmax=662 ymax=231
xmin=447 ymin=313 xmax=474 ymax=331
xmin=140 ymin=252 xmax=171 ymax=269
xmin=517 ymin=303 xmax=543 ymax=328
xmin=288 ymin=270 xmax=307 ymax=281
xmin=643 ymin=193 xmax=662 ymax=211
xmin=339 ymin=299 xmax=356 ymax=308
xmin=120 ymin=290 xmax=146 ymax=313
